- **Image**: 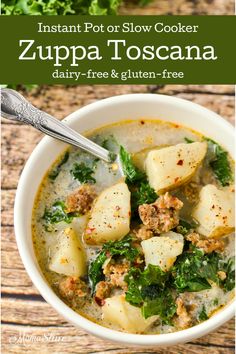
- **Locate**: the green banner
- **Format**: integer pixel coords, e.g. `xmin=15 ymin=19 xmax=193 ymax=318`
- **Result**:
xmin=0 ymin=16 xmax=235 ymax=84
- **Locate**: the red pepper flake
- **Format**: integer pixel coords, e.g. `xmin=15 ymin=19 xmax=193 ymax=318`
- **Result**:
xmin=140 ymin=120 xmax=145 ymax=125
xmin=212 ymin=205 xmax=215 ymax=209
xmin=177 ymin=159 xmax=184 ymax=166
xmin=174 ymin=177 xmax=179 ymax=183
xmin=174 ymin=124 xmax=180 ymax=128
xmin=86 ymin=227 xmax=96 ymax=234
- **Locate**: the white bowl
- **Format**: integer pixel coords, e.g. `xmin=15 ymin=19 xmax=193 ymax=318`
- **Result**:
xmin=14 ymin=94 xmax=235 ymax=346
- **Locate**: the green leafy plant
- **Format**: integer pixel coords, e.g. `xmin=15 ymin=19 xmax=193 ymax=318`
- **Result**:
xmin=49 ymin=151 xmax=69 ymax=180
xmin=221 ymin=257 xmax=235 ymax=291
xmin=1 ymin=0 xmax=151 ymax=15
xmin=88 ymin=234 xmax=139 ymax=292
xmin=131 ymin=181 xmax=157 ymax=210
xmin=42 ymin=200 xmax=77 ymax=230
xmin=70 ymin=162 xmax=96 ymax=184
xmin=175 ymin=218 xmax=198 ymax=236
xmin=172 ymin=246 xmax=224 ymax=292
xmin=184 ymin=137 xmax=194 ymax=144
xmin=119 ymin=146 xmax=157 ymax=216
xmin=101 ymin=134 xmax=118 ymax=152
xmin=119 ymin=146 xmax=146 ymax=184
xmin=198 ymin=305 xmax=208 ymax=321
xmin=205 ymin=138 xmax=232 ymax=186
xmin=141 ymin=288 xmax=177 ymax=322
xmin=125 ymin=264 xmax=176 ymax=322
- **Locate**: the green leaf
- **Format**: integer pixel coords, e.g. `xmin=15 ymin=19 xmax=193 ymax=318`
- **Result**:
xmin=205 ymin=138 xmax=232 ymax=186
xmin=88 ymin=250 xmax=107 ymax=292
xmin=198 ymin=305 xmax=208 ymax=321
xmin=125 ymin=264 xmax=176 ymax=322
xmin=119 ymin=146 xmax=157 ymax=218
xmin=175 ymin=219 xmax=198 ymax=235
xmin=119 ymin=146 xmax=145 ymax=183
xmin=131 ymin=181 xmax=157 ymax=210
xmin=172 ymin=246 xmax=214 ymax=292
xmin=101 ymin=134 xmax=118 ymax=152
xmin=221 ymin=257 xmax=235 ymax=291
xmin=1 ymin=83 xmax=39 ymax=91
xmin=142 ymin=289 xmax=177 ymax=323
xmin=88 ymin=235 xmax=139 ymax=292
xmin=1 ymin=0 xmax=123 ymax=15
xmin=125 ymin=265 xmax=168 ymax=306
xmin=70 ymin=162 xmax=96 ymax=184
xmin=172 ymin=245 xmax=233 ymax=293
xmin=49 ymin=151 xmax=69 ymax=180
xmin=184 ymin=137 xmax=195 ymax=143
xmin=42 ymin=201 xmax=76 ymax=230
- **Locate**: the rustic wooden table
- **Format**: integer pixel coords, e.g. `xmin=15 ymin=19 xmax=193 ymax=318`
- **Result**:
xmin=1 ymin=84 xmax=235 ymax=353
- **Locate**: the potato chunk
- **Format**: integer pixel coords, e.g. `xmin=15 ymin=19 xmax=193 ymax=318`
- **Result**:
xmin=49 ymin=228 xmax=86 ymax=277
xmin=192 ymin=184 xmax=235 ymax=238
xmin=102 ymin=295 xmax=157 ymax=333
xmin=145 ymin=142 xmax=207 ymax=193
xmin=141 ymin=232 xmax=184 ymax=271
xmin=84 ymin=182 xmax=131 ymax=245
xmin=132 ymin=145 xmax=168 ymax=171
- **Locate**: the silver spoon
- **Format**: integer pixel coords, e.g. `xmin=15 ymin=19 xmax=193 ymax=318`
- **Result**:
xmin=1 ymin=88 xmax=120 ymax=167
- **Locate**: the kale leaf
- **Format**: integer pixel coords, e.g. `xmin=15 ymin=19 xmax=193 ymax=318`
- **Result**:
xmin=205 ymin=138 xmax=232 ymax=186
xmin=101 ymin=134 xmax=118 ymax=152
xmin=142 ymin=289 xmax=177 ymax=322
xmin=42 ymin=201 xmax=76 ymax=231
xmin=184 ymin=137 xmax=195 ymax=143
xmin=1 ymin=83 xmax=38 ymax=91
xmin=221 ymin=257 xmax=235 ymax=291
xmin=172 ymin=246 xmax=213 ymax=292
xmin=125 ymin=264 xmax=168 ymax=305
xmin=131 ymin=182 xmax=157 ymax=210
xmin=88 ymin=251 xmax=107 ymax=292
xmin=49 ymin=151 xmax=69 ymax=180
xmin=70 ymin=162 xmax=96 ymax=184
xmin=1 ymin=0 xmax=122 ymax=15
xmin=198 ymin=305 xmax=208 ymax=321
xmin=175 ymin=219 xmax=198 ymax=236
xmin=173 ymin=244 xmax=235 ymax=294
xmin=119 ymin=146 xmax=157 ymax=216
xmin=88 ymin=235 xmax=139 ymax=292
xmin=119 ymin=146 xmax=146 ymax=183
xmin=125 ymin=264 xmax=176 ymax=322
xmin=172 ymin=246 xmax=224 ymax=292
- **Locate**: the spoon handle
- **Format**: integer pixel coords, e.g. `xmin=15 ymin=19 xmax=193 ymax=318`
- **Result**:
xmin=1 ymin=88 xmax=112 ymax=162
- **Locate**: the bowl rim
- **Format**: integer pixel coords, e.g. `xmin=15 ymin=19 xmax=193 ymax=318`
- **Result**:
xmin=14 ymin=93 xmax=235 ymax=346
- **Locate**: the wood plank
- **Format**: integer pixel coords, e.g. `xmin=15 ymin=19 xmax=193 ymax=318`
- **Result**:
xmin=120 ymin=0 xmax=234 ymax=15
xmin=2 ymin=299 xmax=67 ymax=326
xmin=1 ymin=125 xmax=43 ymax=189
xmin=1 ymin=226 xmax=39 ymax=295
xmin=1 ymin=190 xmax=15 ymax=225
xmin=1 ymin=323 xmax=234 ymax=354
xmin=1 ymin=85 xmax=234 ymax=124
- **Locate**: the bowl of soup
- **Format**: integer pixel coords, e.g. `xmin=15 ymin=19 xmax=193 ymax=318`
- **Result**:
xmin=14 ymin=94 xmax=235 ymax=346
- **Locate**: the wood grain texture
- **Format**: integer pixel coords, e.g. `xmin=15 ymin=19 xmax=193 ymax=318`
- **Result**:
xmin=1 ymin=84 xmax=235 ymax=353
xmin=120 ymin=0 xmax=234 ymax=15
